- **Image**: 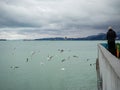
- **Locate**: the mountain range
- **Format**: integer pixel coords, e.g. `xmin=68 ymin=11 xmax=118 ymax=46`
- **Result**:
xmin=35 ymin=32 xmax=120 ymax=41
xmin=1 ymin=32 xmax=119 ymax=41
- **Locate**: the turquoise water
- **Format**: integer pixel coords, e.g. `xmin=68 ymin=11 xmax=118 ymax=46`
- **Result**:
xmin=0 ymin=41 xmax=106 ymax=90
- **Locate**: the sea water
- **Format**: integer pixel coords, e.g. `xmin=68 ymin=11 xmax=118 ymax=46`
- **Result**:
xmin=0 ymin=40 xmax=106 ymax=90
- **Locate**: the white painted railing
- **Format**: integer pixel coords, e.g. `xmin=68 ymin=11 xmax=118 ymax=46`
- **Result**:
xmin=97 ymin=44 xmax=120 ymax=90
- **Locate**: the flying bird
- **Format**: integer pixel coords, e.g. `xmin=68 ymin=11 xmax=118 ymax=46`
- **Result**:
xmin=47 ymin=55 xmax=54 ymax=60
xmin=61 ymin=59 xmax=66 ymax=62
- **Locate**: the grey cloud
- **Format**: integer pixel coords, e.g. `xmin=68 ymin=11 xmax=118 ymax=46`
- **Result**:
xmin=0 ymin=0 xmax=120 ymax=39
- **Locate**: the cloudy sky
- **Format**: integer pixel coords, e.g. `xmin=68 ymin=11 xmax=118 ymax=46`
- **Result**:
xmin=0 ymin=0 xmax=120 ymax=39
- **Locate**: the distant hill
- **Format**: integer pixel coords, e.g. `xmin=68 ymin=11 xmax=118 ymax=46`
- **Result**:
xmin=117 ymin=32 xmax=120 ymax=40
xmin=0 ymin=39 xmax=7 ymax=41
xmin=82 ymin=33 xmax=106 ymax=40
xmin=34 ymin=33 xmax=106 ymax=41
xmin=34 ymin=32 xmax=120 ymax=41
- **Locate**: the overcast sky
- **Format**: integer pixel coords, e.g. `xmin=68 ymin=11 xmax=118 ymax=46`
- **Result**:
xmin=0 ymin=0 xmax=120 ymax=39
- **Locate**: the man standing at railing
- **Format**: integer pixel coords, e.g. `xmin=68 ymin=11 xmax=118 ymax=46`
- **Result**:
xmin=106 ymin=26 xmax=116 ymax=56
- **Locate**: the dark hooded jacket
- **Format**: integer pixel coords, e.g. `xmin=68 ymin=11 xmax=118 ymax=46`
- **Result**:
xmin=107 ymin=29 xmax=116 ymax=42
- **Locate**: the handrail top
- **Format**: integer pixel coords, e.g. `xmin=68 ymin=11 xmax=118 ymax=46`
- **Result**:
xmin=98 ymin=44 xmax=120 ymax=78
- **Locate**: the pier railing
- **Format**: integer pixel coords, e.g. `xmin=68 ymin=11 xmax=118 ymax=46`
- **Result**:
xmin=97 ymin=44 xmax=120 ymax=90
